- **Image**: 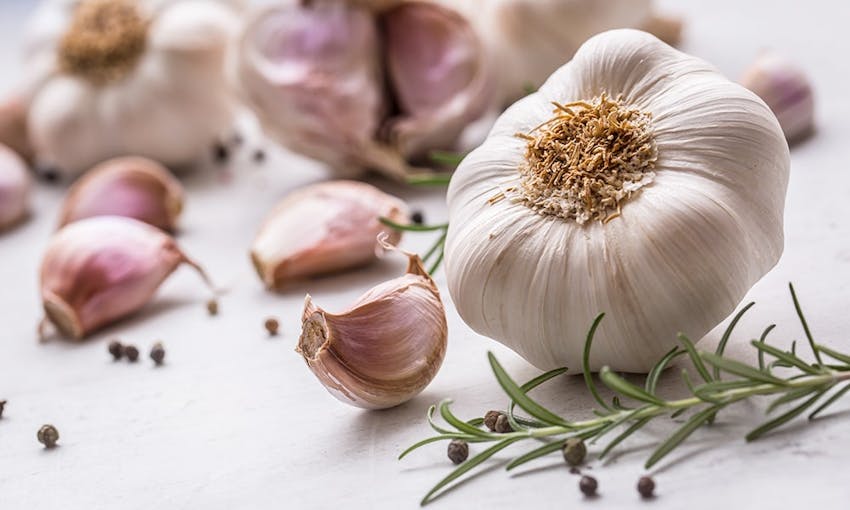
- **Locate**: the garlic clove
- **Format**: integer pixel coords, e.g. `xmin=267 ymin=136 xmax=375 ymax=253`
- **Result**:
xmin=0 ymin=96 xmax=35 ymax=163
xmin=40 ymin=216 xmax=213 ymax=339
xmin=296 ymin=249 xmax=448 ymax=409
xmin=250 ymin=180 xmax=409 ymax=290
xmin=741 ymin=52 xmax=815 ymax=143
xmin=236 ymin=1 xmax=390 ymax=175
xmin=0 ymin=144 xmax=31 ymax=231
xmin=57 ymin=156 xmax=184 ymax=232
xmin=381 ymin=2 xmax=492 ymax=160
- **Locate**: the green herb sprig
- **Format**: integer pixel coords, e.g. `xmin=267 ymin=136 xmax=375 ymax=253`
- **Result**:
xmin=402 ymin=284 xmax=850 ymax=505
xmin=379 ymin=217 xmax=448 ymax=275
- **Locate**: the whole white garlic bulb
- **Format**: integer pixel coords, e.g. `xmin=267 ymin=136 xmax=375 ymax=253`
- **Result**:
xmin=0 ymin=144 xmax=31 ymax=231
xmin=437 ymin=0 xmax=681 ymax=109
xmin=297 ymin=244 xmax=447 ymax=409
xmin=445 ymin=30 xmax=790 ymax=373
xmin=251 ymin=180 xmax=409 ymax=289
xmin=741 ymin=52 xmax=815 ymax=143
xmin=236 ymin=0 xmax=490 ymax=180
xmin=23 ymin=0 xmax=244 ymax=179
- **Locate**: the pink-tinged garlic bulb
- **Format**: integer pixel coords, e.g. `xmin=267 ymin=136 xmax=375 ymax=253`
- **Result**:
xmin=0 ymin=96 xmax=34 ymax=163
xmin=251 ymin=180 xmax=409 ymax=290
xmin=0 ymin=144 xmax=31 ymax=231
xmin=741 ymin=52 xmax=815 ymax=143
xmin=58 ymin=156 xmax=184 ymax=231
xmin=40 ymin=216 xmax=213 ymax=339
xmin=297 ymin=248 xmax=447 ymax=409
xmin=236 ymin=0 xmax=490 ymax=180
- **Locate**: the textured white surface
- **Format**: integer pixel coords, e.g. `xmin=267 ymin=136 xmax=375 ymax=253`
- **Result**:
xmin=2 ymin=1 xmax=850 ymax=509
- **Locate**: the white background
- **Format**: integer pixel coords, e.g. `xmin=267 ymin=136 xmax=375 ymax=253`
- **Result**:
xmin=2 ymin=1 xmax=850 ymax=508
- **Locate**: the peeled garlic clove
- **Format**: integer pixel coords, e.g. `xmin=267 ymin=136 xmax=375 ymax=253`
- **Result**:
xmin=251 ymin=180 xmax=409 ymax=290
xmin=381 ymin=2 xmax=491 ymax=159
xmin=741 ymin=52 xmax=815 ymax=142
xmin=236 ymin=1 xmax=388 ymax=174
xmin=0 ymin=144 xmax=31 ymax=231
xmin=297 ymin=250 xmax=448 ymax=409
xmin=58 ymin=156 xmax=184 ymax=231
xmin=0 ymin=96 xmax=34 ymax=163
xmin=40 ymin=216 xmax=213 ymax=339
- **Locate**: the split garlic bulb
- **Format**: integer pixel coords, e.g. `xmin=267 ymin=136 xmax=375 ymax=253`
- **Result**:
xmin=23 ymin=0 xmax=244 ymax=179
xmin=236 ymin=0 xmax=490 ymax=180
xmin=0 ymin=145 xmax=31 ymax=231
xmin=437 ymin=0 xmax=680 ymax=109
xmin=58 ymin=156 xmax=184 ymax=231
xmin=445 ymin=30 xmax=790 ymax=373
xmin=297 ymin=246 xmax=447 ymax=409
xmin=251 ymin=180 xmax=408 ymax=289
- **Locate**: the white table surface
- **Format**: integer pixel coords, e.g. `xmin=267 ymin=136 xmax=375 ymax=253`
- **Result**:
xmin=2 ymin=1 xmax=850 ymax=508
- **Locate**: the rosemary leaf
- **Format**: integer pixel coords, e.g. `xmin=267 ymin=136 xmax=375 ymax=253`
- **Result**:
xmin=378 ymin=217 xmax=448 ymax=232
xmin=678 ymin=333 xmax=713 ymax=383
xmin=429 ymin=150 xmax=467 ymax=167
xmin=645 ymin=405 xmax=720 ymax=469
xmin=407 ymin=173 xmax=454 ymax=186
xmin=438 ymin=400 xmax=495 ymax=438
xmin=750 ymin=340 xmax=822 ymax=375
xmin=583 ymin=314 xmax=613 ymax=411
xmin=600 ymin=417 xmax=652 ymax=459
xmin=789 ymin=283 xmax=824 ymax=366
xmin=487 ymin=352 xmax=570 ymax=427
xmin=809 ymin=382 xmax=850 ymax=420
xmin=599 ymin=367 xmax=666 ymax=406
xmin=399 ymin=434 xmax=488 ymax=460
xmin=505 ymin=440 xmax=564 ymax=471
xmin=816 ymin=344 xmax=850 ymax=366
xmin=714 ymin=302 xmax=755 ymax=378
xmin=700 ymin=352 xmax=789 ymax=386
xmin=646 ymin=347 xmax=685 ymax=394
xmin=422 ymin=231 xmax=447 ymax=264
xmin=757 ymin=324 xmax=777 ymax=371
xmin=746 ymin=390 xmax=826 ymax=441
xmin=508 ymin=367 xmax=570 ymax=430
xmin=766 ymin=386 xmax=821 ymax=414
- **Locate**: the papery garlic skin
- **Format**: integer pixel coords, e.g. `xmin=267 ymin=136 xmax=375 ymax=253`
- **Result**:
xmin=251 ymin=180 xmax=409 ymax=290
xmin=236 ymin=0 xmax=490 ymax=180
xmin=23 ymin=0 xmax=244 ymax=179
xmin=58 ymin=156 xmax=183 ymax=231
xmin=0 ymin=145 xmax=31 ymax=231
xmin=297 ymin=252 xmax=447 ymax=409
xmin=741 ymin=53 xmax=815 ymax=143
xmin=0 ymin=96 xmax=35 ymax=163
xmin=445 ymin=30 xmax=790 ymax=373
xmin=40 ymin=215 xmax=210 ymax=339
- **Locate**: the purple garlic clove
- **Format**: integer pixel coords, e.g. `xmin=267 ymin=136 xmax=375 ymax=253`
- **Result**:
xmin=0 ymin=144 xmax=31 ymax=231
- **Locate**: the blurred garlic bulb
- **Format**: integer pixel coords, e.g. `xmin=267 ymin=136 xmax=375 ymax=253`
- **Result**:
xmin=0 ymin=96 xmax=35 ymax=163
xmin=445 ymin=30 xmax=789 ymax=373
xmin=40 ymin=216 xmax=213 ymax=339
xmin=22 ymin=0 xmax=244 ymax=180
xmin=741 ymin=52 xmax=815 ymax=143
xmin=236 ymin=0 xmax=490 ymax=180
xmin=437 ymin=0 xmax=681 ymax=108
xmin=251 ymin=180 xmax=408 ymax=289
xmin=0 ymin=145 xmax=31 ymax=231
xmin=58 ymin=156 xmax=183 ymax=231
xmin=297 ymin=245 xmax=447 ymax=409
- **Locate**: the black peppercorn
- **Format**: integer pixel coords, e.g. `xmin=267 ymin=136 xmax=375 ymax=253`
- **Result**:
xmin=108 ymin=340 xmax=123 ymax=360
xmin=37 ymin=424 xmax=59 ymax=448
xmin=213 ymin=143 xmax=229 ymax=163
xmin=569 ymin=466 xmax=581 ymax=475
xmin=637 ymin=476 xmax=655 ymax=498
xmin=206 ymin=299 xmax=219 ymax=316
xmin=0 ymin=400 xmax=6 ymax=419
xmin=253 ymin=149 xmax=266 ymax=164
xmin=579 ymin=475 xmax=598 ymax=497
xmin=411 ymin=211 xmax=424 ymax=225
xmin=123 ymin=345 xmax=140 ymax=362
xmin=150 ymin=343 xmax=166 ymax=366
xmin=265 ymin=317 xmax=280 ymax=336
xmin=562 ymin=437 xmax=587 ymax=466
xmin=494 ymin=414 xmax=513 ymax=433
xmin=447 ymin=439 xmax=469 ymax=464
xmin=483 ymin=410 xmax=502 ymax=431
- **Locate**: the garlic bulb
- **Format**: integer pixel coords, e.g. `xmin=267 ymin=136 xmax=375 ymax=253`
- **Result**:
xmin=236 ymin=0 xmax=490 ymax=180
xmin=40 ymin=215 xmax=213 ymax=339
xmin=58 ymin=156 xmax=183 ymax=231
xmin=251 ymin=180 xmax=409 ymax=290
xmin=741 ymin=52 xmax=815 ymax=143
xmin=23 ymin=0 xmax=244 ymax=179
xmin=0 ymin=145 xmax=31 ymax=231
xmin=445 ymin=30 xmax=790 ymax=373
xmin=297 ymin=246 xmax=447 ymax=409
xmin=0 ymin=96 xmax=34 ymax=163
xmin=436 ymin=0 xmax=681 ymax=109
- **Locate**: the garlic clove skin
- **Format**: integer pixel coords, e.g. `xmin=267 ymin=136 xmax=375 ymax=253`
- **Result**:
xmin=251 ymin=181 xmax=409 ymax=290
xmin=741 ymin=52 xmax=815 ymax=143
xmin=297 ymin=251 xmax=448 ymax=409
xmin=380 ymin=2 xmax=492 ymax=160
xmin=0 ymin=96 xmax=35 ymax=163
xmin=445 ymin=30 xmax=789 ymax=373
xmin=0 ymin=144 xmax=31 ymax=231
xmin=40 ymin=216 xmax=212 ymax=339
xmin=236 ymin=1 xmax=390 ymax=176
xmin=58 ymin=156 xmax=184 ymax=232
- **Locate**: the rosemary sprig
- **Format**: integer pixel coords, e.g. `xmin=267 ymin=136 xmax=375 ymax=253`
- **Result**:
xmin=402 ymin=284 xmax=850 ymax=505
xmin=379 ymin=217 xmax=448 ymax=275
